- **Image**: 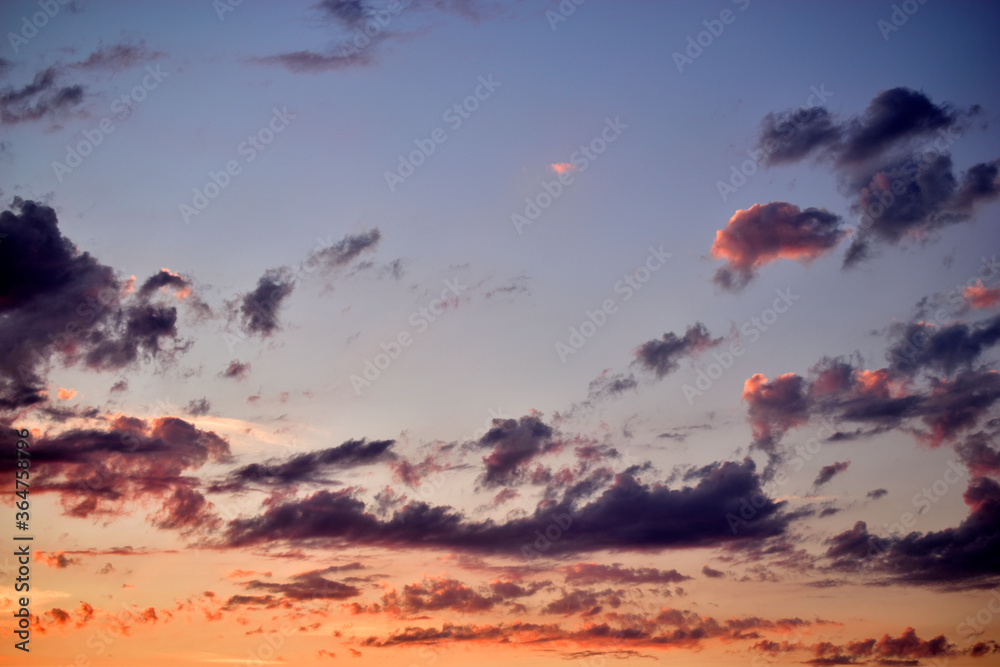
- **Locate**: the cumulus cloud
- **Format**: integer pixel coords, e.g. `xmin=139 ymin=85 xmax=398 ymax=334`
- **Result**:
xmin=711 ymin=203 xmax=845 ymax=291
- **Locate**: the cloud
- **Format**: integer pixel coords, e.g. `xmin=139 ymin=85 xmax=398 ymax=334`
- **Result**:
xmin=186 ymin=398 xmax=211 ymax=416
xmin=843 ymin=156 xmax=1000 ymax=268
xmin=304 ymin=228 xmax=381 ymax=272
xmin=137 ymin=268 xmax=191 ymax=300
xmin=742 ymin=373 xmax=810 ymax=455
xmin=751 ymin=88 xmax=997 ymax=267
xmin=551 ymin=163 xmax=577 ymax=174
xmin=226 ymin=568 xmax=362 ymax=608
xmin=813 ymin=461 xmax=850 ymax=488
xmin=634 ymin=323 xmax=723 ymax=378
xmin=711 ymin=203 xmax=846 ymax=290
xmin=35 ymin=551 xmax=80 ymax=568
xmin=824 ymin=476 xmax=1000 ymax=588
xmin=757 ymin=106 xmax=840 ymax=165
xmin=808 ymin=627 xmax=955 ymax=665
xmin=0 ymin=67 xmax=84 ymax=125
xmin=701 ymin=565 xmax=724 ymax=578
xmin=218 ymin=360 xmax=251 ymax=380
xmin=886 ymin=313 xmax=1000 ymax=377
xmin=216 ymin=438 xmax=396 ymax=490
xmin=559 ymin=563 xmax=690 ymax=586
xmin=0 ymin=201 xmax=125 ymax=409
xmin=964 ymin=280 xmax=1000 ymax=310
xmin=221 ymin=456 xmax=790 ymax=555
xmin=475 ymin=415 xmax=558 ymax=488
xmin=838 ymin=88 xmax=962 ymax=165
xmin=68 ymin=41 xmax=165 ymax=73
xmin=867 ymin=488 xmax=888 ymax=500
xmin=4 ymin=415 xmax=230 ymax=522
xmin=236 ymin=268 xmax=295 ymax=337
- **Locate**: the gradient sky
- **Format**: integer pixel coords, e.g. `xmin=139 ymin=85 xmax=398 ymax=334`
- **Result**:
xmin=1 ymin=1 xmax=1000 ymax=665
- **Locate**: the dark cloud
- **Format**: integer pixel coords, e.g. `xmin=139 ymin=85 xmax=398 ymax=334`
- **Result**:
xmin=218 ymin=360 xmax=251 ymax=380
xmin=867 ymin=488 xmax=888 ymax=500
xmin=0 ymin=67 xmax=84 ymax=125
xmin=221 ymin=456 xmax=790 ymax=555
xmin=137 ymin=269 xmax=190 ymax=299
xmin=635 ymin=323 xmax=723 ymax=378
xmin=216 ymin=438 xmax=396 ymax=490
xmin=237 ymin=269 xmax=295 ymax=336
xmin=838 ymin=88 xmax=961 ymax=165
xmin=824 ymin=477 xmax=1000 ymax=588
xmin=0 ymin=202 xmax=120 ymax=408
xmin=711 ymin=203 xmax=845 ymax=291
xmin=0 ymin=416 xmax=230 ymax=523
xmin=843 ymin=155 xmax=999 ymax=268
xmin=476 ymin=415 xmax=557 ymax=488
xmin=69 ymin=42 xmax=164 ymax=73
xmin=813 ymin=461 xmax=850 ymax=488
xmin=305 ymin=228 xmax=381 ymax=272
xmin=742 ymin=373 xmax=810 ymax=455
xmin=559 ymin=563 xmax=690 ymax=586
xmin=808 ymin=627 xmax=955 ymax=665
xmin=186 ymin=398 xmax=211 ymax=416
xmin=252 ymin=49 xmax=374 ymax=73
xmin=701 ymin=565 xmax=724 ymax=578
xmin=757 ymin=106 xmax=840 ymax=164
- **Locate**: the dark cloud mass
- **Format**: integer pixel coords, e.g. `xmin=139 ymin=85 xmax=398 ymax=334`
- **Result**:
xmin=221 ymin=454 xmax=789 ymax=555
xmin=813 ymin=461 xmax=850 ymax=488
xmin=476 ymin=415 xmax=557 ymax=487
xmin=0 ymin=202 xmax=120 ymax=408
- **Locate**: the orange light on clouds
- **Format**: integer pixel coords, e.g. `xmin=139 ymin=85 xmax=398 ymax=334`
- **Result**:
xmin=56 ymin=387 xmax=77 ymax=400
xmin=550 ymin=162 xmax=577 ymax=174
xmin=964 ymin=280 xmax=1000 ymax=310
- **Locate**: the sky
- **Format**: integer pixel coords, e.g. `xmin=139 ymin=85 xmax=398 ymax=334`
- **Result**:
xmin=1 ymin=0 xmax=999 ymax=665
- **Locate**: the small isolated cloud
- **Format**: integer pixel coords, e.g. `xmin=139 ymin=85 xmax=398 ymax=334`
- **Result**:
xmin=711 ymin=202 xmax=846 ymax=291
xmin=218 ymin=360 xmax=251 ymax=380
xmin=56 ymin=387 xmax=77 ymax=401
xmin=551 ymin=163 xmax=577 ymax=175
xmin=635 ymin=323 xmax=723 ymax=379
xmin=813 ymin=461 xmax=850 ymax=488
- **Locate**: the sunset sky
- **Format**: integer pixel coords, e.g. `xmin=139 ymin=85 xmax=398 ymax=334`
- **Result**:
xmin=1 ymin=1 xmax=1000 ymax=665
